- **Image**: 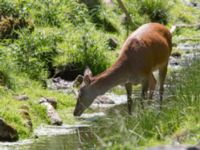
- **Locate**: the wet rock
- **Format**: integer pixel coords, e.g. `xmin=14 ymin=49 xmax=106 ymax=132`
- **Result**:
xmin=0 ymin=118 xmax=18 ymax=142
xmin=94 ymin=95 xmax=115 ymax=104
xmin=169 ymin=57 xmax=180 ymax=66
xmin=91 ymin=93 xmax=127 ymax=110
xmin=171 ymin=52 xmax=182 ymax=58
xmin=19 ymin=105 xmax=32 ymax=131
xmin=80 ymin=112 xmax=106 ymax=121
xmin=40 ymin=99 xmax=62 ymax=126
xmin=108 ymin=38 xmax=118 ymax=50
xmin=47 ymin=77 xmax=77 ymax=94
xmin=15 ymin=94 xmax=29 ymax=101
xmin=39 ymin=97 xmax=57 ymax=109
xmin=47 ymin=77 xmax=74 ymax=92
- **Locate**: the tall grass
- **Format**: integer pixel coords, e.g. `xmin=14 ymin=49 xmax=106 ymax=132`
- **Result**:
xmin=82 ymin=60 xmax=200 ymax=149
xmin=136 ymin=0 xmax=170 ymax=24
xmin=9 ymin=29 xmax=60 ymax=81
xmin=55 ymin=26 xmax=112 ymax=76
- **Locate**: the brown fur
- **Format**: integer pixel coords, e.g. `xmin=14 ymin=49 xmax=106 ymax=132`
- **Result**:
xmin=74 ymin=23 xmax=172 ymax=116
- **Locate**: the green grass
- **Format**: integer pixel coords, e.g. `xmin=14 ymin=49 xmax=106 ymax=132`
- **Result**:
xmin=0 ymin=75 xmax=76 ymax=139
xmin=81 ymin=60 xmax=200 ymax=149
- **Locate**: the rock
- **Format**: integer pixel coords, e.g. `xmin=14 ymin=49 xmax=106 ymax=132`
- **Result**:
xmin=15 ymin=94 xmax=29 ymax=101
xmin=0 ymin=118 xmax=18 ymax=142
xmin=19 ymin=105 xmax=32 ymax=131
xmin=94 ymin=95 xmax=115 ymax=104
xmin=169 ymin=56 xmax=180 ymax=66
xmin=47 ymin=78 xmax=76 ymax=94
xmin=39 ymin=99 xmax=62 ymax=126
xmin=39 ymin=97 xmax=57 ymax=109
xmin=108 ymin=38 xmax=118 ymax=50
xmin=171 ymin=52 xmax=182 ymax=58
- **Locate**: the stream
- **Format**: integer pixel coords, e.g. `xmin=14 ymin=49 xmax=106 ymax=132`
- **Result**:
xmin=1 ymin=42 xmax=200 ymax=150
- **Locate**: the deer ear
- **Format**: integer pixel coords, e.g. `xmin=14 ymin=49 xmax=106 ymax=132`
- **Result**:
xmin=83 ymin=75 xmax=91 ymax=85
xmin=84 ymin=67 xmax=92 ymax=77
xmin=83 ymin=67 xmax=92 ymax=85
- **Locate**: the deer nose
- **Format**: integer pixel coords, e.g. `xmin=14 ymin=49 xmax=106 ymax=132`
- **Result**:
xmin=73 ymin=103 xmax=83 ymax=116
xmin=73 ymin=109 xmax=81 ymax=116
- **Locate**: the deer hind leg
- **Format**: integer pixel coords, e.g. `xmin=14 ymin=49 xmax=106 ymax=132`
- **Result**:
xmin=159 ymin=63 xmax=168 ymax=109
xmin=148 ymin=73 xmax=157 ymax=100
xmin=125 ymin=83 xmax=133 ymax=114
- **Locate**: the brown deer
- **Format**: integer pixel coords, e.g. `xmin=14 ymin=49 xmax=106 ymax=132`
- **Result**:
xmin=74 ymin=23 xmax=173 ymax=116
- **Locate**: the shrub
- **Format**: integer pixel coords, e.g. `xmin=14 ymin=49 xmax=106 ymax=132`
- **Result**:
xmin=55 ymin=26 xmax=111 ymax=77
xmin=0 ymin=0 xmax=29 ymax=19
xmin=137 ymin=0 xmax=170 ymax=25
xmin=65 ymin=1 xmax=89 ymax=26
xmin=10 ymin=30 xmax=60 ymax=81
xmin=33 ymin=0 xmax=62 ymax=27
xmin=89 ymin=5 xmax=118 ymax=32
xmin=0 ymin=17 xmax=34 ymax=39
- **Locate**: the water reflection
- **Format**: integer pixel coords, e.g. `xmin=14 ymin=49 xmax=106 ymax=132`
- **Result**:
xmin=0 ymin=126 xmax=96 ymax=150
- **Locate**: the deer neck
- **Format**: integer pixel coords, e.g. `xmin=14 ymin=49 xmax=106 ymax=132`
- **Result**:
xmin=90 ymin=59 xmax=128 ymax=96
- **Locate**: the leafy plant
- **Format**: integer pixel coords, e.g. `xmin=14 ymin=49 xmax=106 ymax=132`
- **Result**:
xmin=56 ymin=26 xmax=111 ymax=76
xmin=0 ymin=0 xmax=30 ymax=19
xmin=33 ymin=0 xmax=62 ymax=26
xmin=136 ymin=0 xmax=170 ymax=24
xmin=10 ymin=30 xmax=60 ymax=81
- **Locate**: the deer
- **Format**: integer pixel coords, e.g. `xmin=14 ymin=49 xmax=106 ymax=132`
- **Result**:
xmin=74 ymin=23 xmax=174 ymax=116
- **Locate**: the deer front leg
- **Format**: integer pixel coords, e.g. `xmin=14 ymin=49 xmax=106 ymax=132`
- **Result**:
xmin=148 ymin=73 xmax=156 ymax=100
xmin=159 ymin=64 xmax=168 ymax=109
xmin=125 ymin=83 xmax=132 ymax=114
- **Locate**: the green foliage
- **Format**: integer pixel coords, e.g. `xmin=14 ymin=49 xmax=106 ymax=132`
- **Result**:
xmin=136 ymin=0 xmax=170 ymax=24
xmin=65 ymin=1 xmax=89 ymax=26
xmin=10 ymin=30 xmax=59 ymax=80
xmin=56 ymin=26 xmax=111 ymax=75
xmin=33 ymin=0 xmax=62 ymax=26
xmin=169 ymin=0 xmax=200 ymax=24
xmin=0 ymin=0 xmax=30 ymax=18
xmin=89 ymin=5 xmax=118 ymax=32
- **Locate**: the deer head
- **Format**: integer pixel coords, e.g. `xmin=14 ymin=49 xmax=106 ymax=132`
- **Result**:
xmin=73 ymin=68 xmax=95 ymax=116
